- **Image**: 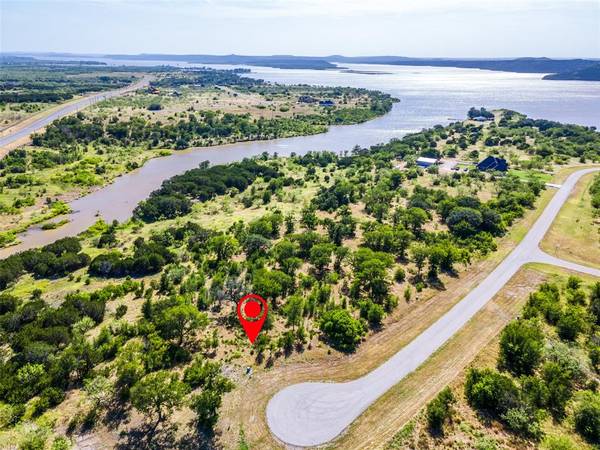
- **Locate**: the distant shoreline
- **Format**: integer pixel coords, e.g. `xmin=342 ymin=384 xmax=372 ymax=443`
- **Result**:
xmin=340 ymin=69 xmax=392 ymax=75
xmin=6 ymin=52 xmax=599 ymax=80
xmin=3 ymin=53 xmax=600 ymax=80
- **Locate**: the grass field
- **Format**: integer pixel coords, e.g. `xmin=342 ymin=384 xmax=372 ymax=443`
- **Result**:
xmin=0 ymin=102 xmax=54 ymax=132
xmin=540 ymin=171 xmax=600 ymax=269
xmin=90 ymin=84 xmax=374 ymax=124
xmin=509 ymin=168 xmax=553 ymax=184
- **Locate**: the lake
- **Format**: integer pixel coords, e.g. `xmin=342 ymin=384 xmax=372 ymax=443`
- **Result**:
xmin=1 ymin=62 xmax=599 ymax=258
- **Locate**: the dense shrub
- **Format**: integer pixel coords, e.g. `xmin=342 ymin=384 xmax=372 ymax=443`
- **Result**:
xmin=426 ymin=387 xmax=456 ymax=432
xmin=0 ymin=237 xmax=89 ymax=289
xmin=464 ymin=368 xmax=520 ymax=414
xmin=498 ymin=319 xmax=544 ymax=375
xmin=574 ymin=392 xmax=600 ymax=443
xmin=590 ymin=175 xmax=600 ymax=212
xmin=134 ymin=160 xmax=280 ymax=222
xmin=89 ymin=238 xmax=173 ymax=277
xmin=319 ymin=308 xmax=366 ymax=352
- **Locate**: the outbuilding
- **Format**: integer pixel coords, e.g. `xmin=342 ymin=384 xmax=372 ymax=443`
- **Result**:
xmin=416 ymin=157 xmax=439 ymax=168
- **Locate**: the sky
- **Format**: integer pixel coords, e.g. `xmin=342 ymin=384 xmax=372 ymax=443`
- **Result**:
xmin=1 ymin=0 xmax=600 ymax=58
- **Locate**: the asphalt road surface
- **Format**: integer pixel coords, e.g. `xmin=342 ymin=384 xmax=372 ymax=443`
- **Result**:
xmin=267 ymin=167 xmax=600 ymax=448
xmin=0 ymin=76 xmax=151 ymax=150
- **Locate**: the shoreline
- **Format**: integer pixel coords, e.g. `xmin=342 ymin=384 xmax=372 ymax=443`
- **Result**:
xmin=0 ymin=108 xmax=394 ymax=257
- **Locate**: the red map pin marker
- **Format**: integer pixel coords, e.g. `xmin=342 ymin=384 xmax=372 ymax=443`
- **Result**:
xmin=236 ymin=294 xmax=268 ymax=344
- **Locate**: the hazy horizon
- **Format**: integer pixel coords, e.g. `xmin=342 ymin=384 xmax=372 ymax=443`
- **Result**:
xmin=2 ymin=0 xmax=599 ymax=58
xmin=4 ymin=51 xmax=600 ymax=60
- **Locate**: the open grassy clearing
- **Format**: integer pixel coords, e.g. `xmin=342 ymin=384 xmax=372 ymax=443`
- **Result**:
xmin=508 ymin=169 xmax=553 ymax=184
xmin=90 ymin=83 xmax=375 ymax=124
xmin=540 ymin=172 xmax=600 ymax=269
xmin=0 ymin=102 xmax=56 ymax=133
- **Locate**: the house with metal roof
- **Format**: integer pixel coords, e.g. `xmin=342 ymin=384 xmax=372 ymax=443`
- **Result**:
xmin=476 ymin=156 xmax=508 ymax=172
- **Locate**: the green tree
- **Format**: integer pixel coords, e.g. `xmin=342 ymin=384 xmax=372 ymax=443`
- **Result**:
xmin=521 ymin=375 xmax=549 ymax=409
xmin=207 ymin=234 xmax=239 ymax=263
xmin=498 ymin=319 xmax=544 ymax=375
xmin=464 ymin=368 xmax=519 ymax=414
xmin=319 ymin=308 xmax=365 ymax=352
xmin=183 ymin=356 xmax=231 ymax=391
xmin=300 ymin=205 xmax=318 ymax=230
xmin=402 ymin=207 xmax=429 ymax=234
xmin=114 ymin=340 xmax=146 ymax=393
xmin=573 ymin=391 xmax=600 ymax=443
xmin=309 ymin=243 xmax=334 ymax=275
xmin=556 ymin=306 xmax=586 ymax=341
xmin=284 ymin=214 xmax=295 ymax=234
xmin=351 ymin=248 xmax=393 ymax=304
xmin=446 ymin=207 xmax=483 ymax=238
xmin=366 ymin=302 xmax=385 ymax=326
xmin=542 ymin=362 xmax=574 ymax=417
xmin=252 ymin=268 xmax=293 ymax=303
xmin=130 ymin=370 xmax=189 ymax=431
xmin=156 ymin=301 xmax=209 ymax=348
xmin=84 ymin=375 xmax=115 ymax=409
xmin=191 ymin=389 xmax=224 ymax=430
xmin=50 ymin=437 xmax=71 ymax=450
xmin=501 ymin=405 xmax=543 ymax=438
xmin=270 ymin=239 xmax=302 ymax=275
xmin=589 ymin=281 xmax=600 ymax=325
xmin=410 ymin=243 xmax=428 ymax=276
xmin=283 ymin=295 xmax=305 ymax=330
xmin=364 ymin=186 xmax=393 ymax=221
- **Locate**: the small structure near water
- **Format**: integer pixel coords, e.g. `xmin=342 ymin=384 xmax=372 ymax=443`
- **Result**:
xmin=416 ymin=156 xmax=439 ymax=168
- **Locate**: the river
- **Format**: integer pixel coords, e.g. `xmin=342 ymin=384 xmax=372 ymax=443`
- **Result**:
xmin=1 ymin=62 xmax=599 ymax=258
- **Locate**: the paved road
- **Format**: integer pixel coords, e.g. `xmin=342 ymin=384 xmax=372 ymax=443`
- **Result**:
xmin=0 ymin=76 xmax=152 ymax=151
xmin=267 ymin=167 xmax=600 ymax=448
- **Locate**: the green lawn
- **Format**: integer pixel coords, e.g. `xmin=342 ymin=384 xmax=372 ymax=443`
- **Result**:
xmin=509 ymin=169 xmax=552 ymax=183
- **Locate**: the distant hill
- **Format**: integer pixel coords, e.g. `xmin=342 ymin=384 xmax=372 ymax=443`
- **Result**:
xmin=108 ymin=54 xmax=337 ymax=70
xmin=543 ymin=63 xmax=600 ymax=81
xmin=0 ymin=55 xmax=38 ymax=63
xmin=106 ymin=54 xmax=600 ymax=77
xmin=326 ymin=56 xmax=600 ymax=74
xmin=6 ymin=53 xmax=600 ymax=79
xmin=0 ymin=54 xmax=107 ymax=66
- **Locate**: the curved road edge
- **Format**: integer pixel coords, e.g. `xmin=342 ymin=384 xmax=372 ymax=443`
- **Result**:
xmin=266 ymin=166 xmax=600 ymax=448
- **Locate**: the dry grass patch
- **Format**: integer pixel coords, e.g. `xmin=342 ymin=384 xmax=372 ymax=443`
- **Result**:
xmin=541 ymin=171 xmax=600 ymax=269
